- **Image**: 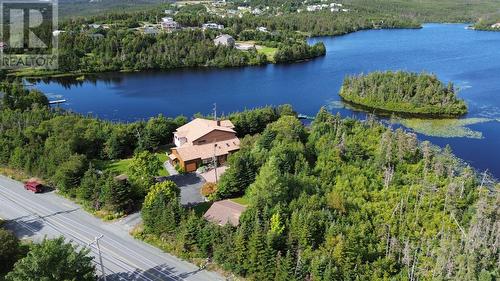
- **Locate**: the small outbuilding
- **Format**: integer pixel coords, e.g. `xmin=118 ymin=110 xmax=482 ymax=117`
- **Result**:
xmin=203 ymin=199 xmax=247 ymax=226
xmin=213 ymin=34 xmax=235 ymax=48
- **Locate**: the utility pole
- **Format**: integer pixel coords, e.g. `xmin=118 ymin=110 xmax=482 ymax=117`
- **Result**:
xmin=212 ymin=103 xmax=219 ymax=183
xmin=213 ymin=143 xmax=218 ymax=183
xmin=89 ymin=235 xmax=107 ymax=281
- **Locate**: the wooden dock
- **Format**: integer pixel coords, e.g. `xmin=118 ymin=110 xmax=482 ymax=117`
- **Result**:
xmin=48 ymin=99 xmax=66 ymax=105
xmin=298 ymin=114 xmax=315 ymax=120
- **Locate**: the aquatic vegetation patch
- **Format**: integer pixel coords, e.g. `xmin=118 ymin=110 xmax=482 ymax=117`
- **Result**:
xmin=475 ymin=104 xmax=500 ymax=119
xmin=395 ymin=117 xmax=496 ymax=139
xmin=326 ymin=100 xmax=346 ymax=109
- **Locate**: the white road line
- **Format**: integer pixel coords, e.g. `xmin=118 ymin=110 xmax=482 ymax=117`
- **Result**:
xmin=0 ymin=185 xmax=143 ymax=278
xmin=0 ymin=182 xmax=188 ymax=281
xmin=1 ymin=210 xmax=124 ymax=279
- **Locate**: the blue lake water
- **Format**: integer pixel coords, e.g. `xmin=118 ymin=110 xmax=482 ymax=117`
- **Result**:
xmin=33 ymin=23 xmax=500 ymax=176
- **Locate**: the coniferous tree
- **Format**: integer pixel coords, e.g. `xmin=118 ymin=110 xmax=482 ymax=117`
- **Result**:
xmin=247 ymin=220 xmax=268 ymax=279
xmin=141 ymin=180 xmax=182 ymax=235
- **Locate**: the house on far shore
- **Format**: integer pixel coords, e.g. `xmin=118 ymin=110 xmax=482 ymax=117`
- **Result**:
xmin=491 ymin=23 xmax=500 ymax=28
xmin=88 ymin=23 xmax=101 ymax=29
xmin=161 ymin=17 xmax=179 ymax=32
xmin=169 ymin=118 xmax=240 ymax=172
xmin=144 ymin=27 xmax=160 ymax=35
xmin=256 ymin=26 xmax=268 ymax=33
xmin=203 ymin=199 xmax=247 ymax=226
xmin=214 ymin=34 xmax=235 ymax=47
xmin=202 ymin=23 xmax=224 ymax=30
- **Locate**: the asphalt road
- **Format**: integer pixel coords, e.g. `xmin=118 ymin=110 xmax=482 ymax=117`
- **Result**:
xmin=0 ymin=176 xmax=224 ymax=281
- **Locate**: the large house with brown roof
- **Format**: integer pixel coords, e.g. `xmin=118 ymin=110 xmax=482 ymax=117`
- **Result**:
xmin=169 ymin=118 xmax=240 ymax=172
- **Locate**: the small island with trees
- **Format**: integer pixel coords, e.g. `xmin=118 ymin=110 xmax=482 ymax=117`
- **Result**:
xmin=339 ymin=71 xmax=468 ymax=117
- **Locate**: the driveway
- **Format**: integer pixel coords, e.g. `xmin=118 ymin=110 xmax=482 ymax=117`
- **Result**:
xmin=164 ymin=161 xmax=179 ymax=176
xmin=163 ymin=173 xmax=206 ymax=205
xmin=0 ymin=176 xmax=223 ymax=281
xmin=199 ymin=166 xmax=228 ymax=183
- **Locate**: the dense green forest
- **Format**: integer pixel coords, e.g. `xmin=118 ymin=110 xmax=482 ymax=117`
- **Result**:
xmin=137 ymin=108 xmax=499 ymax=281
xmin=339 ymin=71 xmax=468 ymax=117
xmin=342 ymin=0 xmax=500 ymax=23
xmin=59 ymin=0 xmax=168 ymax=18
xmin=57 ymin=28 xmax=267 ymax=72
xmin=59 ymin=0 xmax=500 ymax=23
xmin=15 ymin=5 xmax=327 ymax=75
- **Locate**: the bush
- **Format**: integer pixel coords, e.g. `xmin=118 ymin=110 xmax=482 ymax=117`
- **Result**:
xmin=0 ymin=229 xmax=24 ymax=274
xmin=175 ymin=164 xmax=186 ymax=174
xmin=5 ymin=237 xmax=95 ymax=281
xmin=201 ymin=182 xmax=217 ymax=197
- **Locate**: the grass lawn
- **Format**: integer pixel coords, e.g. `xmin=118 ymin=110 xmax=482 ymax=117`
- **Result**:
xmin=94 ymin=150 xmax=169 ymax=177
xmin=257 ymin=46 xmax=278 ymax=62
xmin=155 ymin=150 xmax=169 ymax=164
xmin=154 ymin=149 xmax=169 ymax=176
xmin=234 ymin=40 xmax=277 ymax=62
xmin=102 ymin=158 xmax=133 ymax=174
xmin=230 ymin=196 xmax=250 ymax=206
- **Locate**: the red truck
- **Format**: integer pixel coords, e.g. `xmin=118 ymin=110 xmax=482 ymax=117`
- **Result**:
xmin=24 ymin=180 xmax=43 ymax=193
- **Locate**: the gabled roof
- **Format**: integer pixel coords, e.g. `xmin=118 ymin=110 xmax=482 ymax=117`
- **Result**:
xmin=175 ymin=118 xmax=235 ymax=144
xmin=172 ymin=137 xmax=240 ymax=161
xmin=203 ymin=199 xmax=247 ymax=226
xmin=215 ymin=34 xmax=233 ymax=41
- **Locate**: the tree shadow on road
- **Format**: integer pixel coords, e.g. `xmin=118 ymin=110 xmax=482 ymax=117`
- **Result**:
xmin=163 ymin=173 xmax=204 ymax=186
xmin=3 ymin=216 xmax=44 ymax=238
xmin=105 ymin=263 xmax=211 ymax=281
xmin=3 ymin=208 xmax=80 ymax=239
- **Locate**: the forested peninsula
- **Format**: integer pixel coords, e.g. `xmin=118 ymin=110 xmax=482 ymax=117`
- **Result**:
xmin=339 ymin=71 xmax=468 ymax=117
xmin=10 ymin=2 xmax=421 ymax=77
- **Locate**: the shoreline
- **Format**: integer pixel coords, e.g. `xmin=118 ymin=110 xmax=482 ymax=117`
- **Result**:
xmin=24 ymin=23 xmax=495 ymax=82
xmin=339 ymin=97 xmax=468 ymax=119
xmin=25 ymin=23 xmax=494 ymax=82
xmin=10 ymin=25 xmax=422 ymax=80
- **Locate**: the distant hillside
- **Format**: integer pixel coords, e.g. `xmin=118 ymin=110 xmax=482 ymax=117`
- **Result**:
xmin=342 ymin=0 xmax=500 ymax=22
xmin=59 ymin=0 xmax=171 ymax=17
xmin=60 ymin=0 xmax=500 ymax=22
